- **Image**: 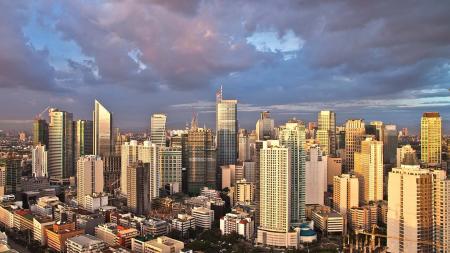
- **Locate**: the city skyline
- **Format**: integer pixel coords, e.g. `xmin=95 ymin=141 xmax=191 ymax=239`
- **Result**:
xmin=0 ymin=1 xmax=449 ymax=132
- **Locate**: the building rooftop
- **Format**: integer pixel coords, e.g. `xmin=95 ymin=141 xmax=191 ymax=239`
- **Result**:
xmin=68 ymin=234 xmax=104 ymax=246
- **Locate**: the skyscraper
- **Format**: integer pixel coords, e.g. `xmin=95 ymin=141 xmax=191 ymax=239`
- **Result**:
xmin=76 ymin=155 xmax=104 ymax=207
xmin=5 ymin=159 xmax=22 ymax=195
xmin=74 ymin=120 xmax=93 ymax=159
xmin=32 ymin=144 xmax=47 ymax=178
xmin=317 ymin=110 xmax=336 ymax=155
xmin=344 ymin=119 xmax=365 ymax=172
xmin=187 ymin=126 xmax=216 ymax=194
xmin=127 ymin=161 xmax=150 ymax=215
xmin=396 ymin=144 xmax=416 ymax=168
xmin=354 ymin=137 xmax=383 ymax=203
xmin=305 ymin=145 xmax=327 ymax=205
xmin=150 ymin=113 xmax=167 ymax=147
xmin=383 ymin=124 xmax=398 ymax=165
xmin=48 ymin=108 xmax=74 ymax=179
xmin=238 ymin=129 xmax=250 ymax=162
xmin=159 ymin=147 xmax=182 ymax=193
xmin=369 ymin=121 xmax=384 ymax=141
xmin=33 ymin=119 xmax=48 ymax=147
xmin=421 ymin=112 xmax=442 ymax=166
xmin=256 ymin=140 xmax=298 ymax=249
xmin=93 ymin=100 xmax=113 ymax=157
xmin=137 ymin=141 xmax=160 ymax=200
xmin=216 ymin=87 xmax=238 ymax=171
xmin=120 ymin=140 xmax=139 ymax=196
xmin=278 ymin=119 xmax=306 ymax=223
xmin=102 ymin=155 xmax=121 ymax=194
xmin=387 ymin=161 xmax=433 ymax=253
xmin=256 ymin=111 xmax=275 ymax=141
xmin=333 ymin=174 xmax=359 ymax=216
xmin=432 ymin=170 xmax=450 ymax=253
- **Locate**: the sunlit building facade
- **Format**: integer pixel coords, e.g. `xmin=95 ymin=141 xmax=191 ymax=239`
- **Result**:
xmin=317 ymin=111 xmax=336 ymax=155
xmin=216 ymin=88 xmax=238 ymax=172
xmin=93 ymin=100 xmax=113 ymax=157
xmin=151 ymin=113 xmax=167 ymax=147
xmin=48 ymin=108 xmax=74 ymax=179
xmin=344 ymin=119 xmax=365 ymax=172
xmin=421 ymin=112 xmax=442 ymax=166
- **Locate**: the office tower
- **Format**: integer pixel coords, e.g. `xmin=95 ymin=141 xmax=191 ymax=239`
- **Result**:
xmin=327 ymin=157 xmax=342 ymax=186
xmin=5 ymin=159 xmax=22 ymax=195
xmin=102 ymin=155 xmax=121 ymax=194
xmin=369 ymin=121 xmax=384 ymax=141
xmin=238 ymin=129 xmax=250 ymax=162
xmin=384 ymin=124 xmax=398 ymax=165
xmin=32 ymin=144 xmax=47 ymax=178
xmin=127 ymin=162 xmax=150 ymax=215
xmin=257 ymin=140 xmax=298 ymax=248
xmin=120 ymin=140 xmax=139 ymax=196
xmin=93 ymin=100 xmax=113 ymax=157
xmin=33 ymin=119 xmax=48 ymax=147
xmin=256 ymin=111 xmax=275 ymax=140
xmin=76 ymin=155 xmax=104 ymax=208
xmin=138 ymin=141 xmax=160 ymax=200
xmin=344 ymin=119 xmax=365 ymax=172
xmin=305 ymin=145 xmax=327 ymax=205
xmin=187 ymin=126 xmax=216 ymax=194
xmin=159 ymin=147 xmax=182 ymax=193
xmin=432 ymin=170 xmax=450 ymax=253
xmin=48 ymin=108 xmax=74 ymax=179
xmin=74 ymin=120 xmax=93 ymax=159
xmin=421 ymin=112 xmax=442 ymax=166
xmin=396 ymin=145 xmax=416 ymax=168
xmin=354 ymin=137 xmax=383 ymax=203
xmin=336 ymin=126 xmax=346 ymax=150
xmin=216 ymin=87 xmax=238 ymax=169
xmin=333 ymin=174 xmax=359 ymax=216
xmin=150 ymin=113 xmax=167 ymax=147
xmin=278 ymin=119 xmax=306 ymax=223
xmin=317 ymin=110 xmax=336 ymax=155
xmin=387 ymin=161 xmax=433 ymax=253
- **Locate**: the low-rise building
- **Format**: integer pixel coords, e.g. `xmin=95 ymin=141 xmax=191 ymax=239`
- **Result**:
xmin=312 ymin=210 xmax=344 ymax=234
xmin=349 ymin=204 xmax=377 ymax=231
xmin=171 ymin=213 xmax=195 ymax=237
xmin=46 ymin=222 xmax=85 ymax=252
xmin=66 ymin=234 xmax=107 ymax=253
xmin=33 ymin=215 xmax=54 ymax=246
xmin=132 ymin=236 xmax=184 ymax=253
xmin=84 ymin=193 xmax=109 ymax=213
xmin=220 ymin=211 xmax=254 ymax=239
xmin=192 ymin=207 xmax=214 ymax=230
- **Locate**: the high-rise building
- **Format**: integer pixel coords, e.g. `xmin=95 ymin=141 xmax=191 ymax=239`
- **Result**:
xmin=33 ymin=119 xmax=48 ymax=147
xmin=333 ymin=174 xmax=359 ymax=216
xmin=32 ymin=144 xmax=47 ymax=178
xmin=137 ymin=141 xmax=160 ymax=200
xmin=74 ymin=120 xmax=93 ymax=159
xmin=234 ymin=179 xmax=255 ymax=204
xmin=150 ymin=114 xmax=167 ymax=147
xmin=421 ymin=112 xmax=442 ymax=166
xmin=187 ymin=127 xmax=216 ymax=194
xmin=76 ymin=155 xmax=104 ymax=208
xmin=387 ymin=162 xmax=433 ymax=253
xmin=305 ymin=145 xmax=327 ymax=205
xmin=384 ymin=124 xmax=398 ymax=165
xmin=5 ymin=159 xmax=22 ymax=195
xmin=432 ymin=170 xmax=450 ymax=253
xmin=344 ymin=119 xmax=365 ymax=172
xmin=102 ymin=155 xmax=121 ymax=194
xmin=48 ymin=108 xmax=74 ymax=179
xmin=93 ymin=100 xmax=113 ymax=157
xmin=238 ymin=129 xmax=250 ymax=162
xmin=396 ymin=145 xmax=416 ymax=168
xmin=354 ymin=137 xmax=383 ymax=203
xmin=216 ymin=87 xmax=238 ymax=171
xmin=256 ymin=111 xmax=275 ymax=141
xmin=369 ymin=121 xmax=384 ymax=141
xmin=278 ymin=119 xmax=306 ymax=223
xmin=127 ymin=162 xmax=150 ymax=215
xmin=159 ymin=147 xmax=182 ymax=193
xmin=120 ymin=140 xmax=138 ymax=196
xmin=257 ymin=140 xmax=299 ymax=249
xmin=327 ymin=157 xmax=342 ymax=186
xmin=317 ymin=111 xmax=336 ymax=155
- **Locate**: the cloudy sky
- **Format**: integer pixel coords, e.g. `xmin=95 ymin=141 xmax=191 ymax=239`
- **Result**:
xmin=0 ymin=1 xmax=449 ymax=134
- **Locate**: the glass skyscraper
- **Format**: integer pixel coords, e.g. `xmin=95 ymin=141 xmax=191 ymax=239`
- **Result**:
xmin=74 ymin=119 xmax=93 ymax=159
xmin=48 ymin=108 xmax=74 ymax=179
xmin=150 ymin=113 xmax=167 ymax=146
xmin=93 ymin=100 xmax=113 ymax=157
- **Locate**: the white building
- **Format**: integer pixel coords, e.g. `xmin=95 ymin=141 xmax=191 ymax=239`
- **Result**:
xmin=312 ymin=210 xmax=344 ymax=234
xmin=333 ymin=174 xmax=359 ymax=215
xmin=66 ymin=234 xmax=107 ymax=253
xmin=76 ymin=155 xmax=104 ymax=208
xmin=172 ymin=213 xmax=195 ymax=236
xmin=220 ymin=212 xmax=254 ymax=240
xmin=305 ymin=145 xmax=327 ymax=205
xmin=192 ymin=207 xmax=214 ymax=230
xmin=84 ymin=193 xmax=108 ymax=213
xmin=32 ymin=144 xmax=47 ymax=177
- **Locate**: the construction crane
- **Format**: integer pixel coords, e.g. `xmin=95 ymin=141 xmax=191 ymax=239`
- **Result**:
xmin=353 ymin=225 xmax=447 ymax=252
xmin=34 ymin=106 xmax=50 ymax=120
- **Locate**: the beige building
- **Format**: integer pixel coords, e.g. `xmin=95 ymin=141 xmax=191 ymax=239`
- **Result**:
xmin=433 ymin=170 xmax=450 ymax=253
xmin=354 ymin=137 xmax=383 ymax=203
xmin=305 ymin=145 xmax=327 ymax=205
xmin=387 ymin=163 xmax=433 ymax=253
xmin=349 ymin=204 xmax=377 ymax=231
xmin=132 ymin=236 xmax=184 ymax=253
xmin=396 ymin=144 xmax=416 ymax=168
xmin=76 ymin=155 xmax=104 ymax=208
xmin=344 ymin=119 xmax=365 ymax=172
xmin=421 ymin=112 xmax=442 ymax=166
xmin=234 ymin=179 xmax=255 ymax=204
xmin=327 ymin=157 xmax=342 ymax=186
xmin=333 ymin=174 xmax=359 ymax=215
xmin=257 ymin=140 xmax=299 ymax=249
xmin=120 ymin=140 xmax=139 ymax=196
xmin=159 ymin=147 xmax=182 ymax=193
